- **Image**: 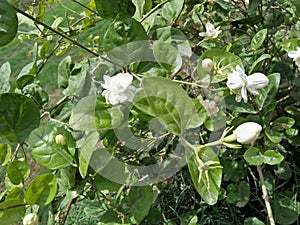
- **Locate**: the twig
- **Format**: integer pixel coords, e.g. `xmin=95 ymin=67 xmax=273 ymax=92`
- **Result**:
xmin=70 ymin=0 xmax=99 ymax=15
xmin=257 ymin=166 xmax=275 ymax=225
xmin=60 ymin=198 xmax=74 ymax=225
xmin=139 ymin=0 xmax=171 ymax=23
xmin=13 ymin=7 xmax=122 ymax=68
xmin=0 ymin=203 xmax=27 ymax=211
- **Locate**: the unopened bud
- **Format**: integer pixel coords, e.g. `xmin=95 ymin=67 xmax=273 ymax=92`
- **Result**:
xmin=201 ymin=58 xmax=214 ymax=72
xmin=23 ymin=213 xmax=39 ymax=225
xmin=55 ymin=134 xmax=67 ymax=146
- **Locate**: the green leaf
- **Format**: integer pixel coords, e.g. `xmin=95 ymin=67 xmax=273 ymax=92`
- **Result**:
xmin=204 ymin=111 xmax=226 ymax=131
xmin=0 ymin=62 xmax=11 ymax=93
xmin=134 ymin=77 xmax=204 ymax=135
xmin=250 ymin=29 xmax=268 ymax=50
xmin=161 ymin=0 xmax=184 ymax=24
xmin=272 ymin=196 xmax=299 ymax=225
xmin=199 ymin=49 xmax=243 ymax=82
xmin=244 ymin=217 xmax=265 ymax=225
xmin=95 ymin=0 xmax=135 ymax=19
xmin=263 ymin=150 xmax=284 ymax=165
xmin=224 ymin=95 xmax=258 ymax=114
xmin=28 ymin=125 xmax=76 ymax=170
xmin=256 ymin=73 xmax=280 ymax=113
xmin=244 ymin=147 xmax=264 ymax=166
xmin=70 ymin=95 xmax=123 ymax=131
xmin=264 ymin=127 xmax=283 ymax=144
xmin=154 ymin=27 xmax=192 ymax=57
xmin=281 ymin=38 xmax=300 ymax=52
xmin=103 ymin=17 xmax=148 ymax=66
xmin=78 ymin=131 xmax=99 ymax=178
xmin=57 ymin=56 xmax=71 ymax=88
xmin=274 ymin=161 xmax=292 ymax=180
xmin=0 ymin=143 xmax=11 ymax=165
xmin=272 ymin=117 xmax=295 ymax=131
xmin=132 ymin=0 xmax=145 ymax=20
xmin=94 ymin=174 xmax=122 ymax=192
xmin=0 ymin=199 xmax=25 ymax=225
xmin=7 ymin=160 xmax=30 ymax=185
xmin=0 ymin=93 xmax=40 ymax=143
xmin=186 ymin=146 xmax=222 ymax=205
xmin=0 ymin=0 xmax=18 ymax=47
xmin=248 ymin=54 xmax=271 ymax=74
xmin=153 ymin=41 xmax=182 ymax=74
xmin=25 ymin=173 xmax=57 ymax=206
xmin=128 ymin=186 xmax=158 ymax=223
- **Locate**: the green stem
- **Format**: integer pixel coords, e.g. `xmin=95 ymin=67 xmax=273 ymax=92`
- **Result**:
xmin=139 ymin=0 xmax=171 ymax=23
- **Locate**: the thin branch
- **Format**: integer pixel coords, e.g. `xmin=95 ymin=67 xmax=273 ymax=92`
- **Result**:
xmin=257 ymin=166 xmax=275 ymax=225
xmin=0 ymin=203 xmax=27 ymax=211
xmin=139 ymin=0 xmax=171 ymax=23
xmin=13 ymin=7 xmax=122 ymax=68
xmin=60 ymin=198 xmax=74 ymax=225
xmin=70 ymin=0 xmax=99 ymax=15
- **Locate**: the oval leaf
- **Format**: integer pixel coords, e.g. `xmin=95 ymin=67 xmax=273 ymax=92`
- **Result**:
xmin=244 ymin=147 xmax=264 ymax=166
xmin=263 ymin=150 xmax=284 ymax=165
xmin=7 ymin=160 xmax=30 ymax=185
xmin=0 ymin=93 xmax=40 ymax=143
xmin=25 ymin=173 xmax=57 ymax=206
xmin=0 ymin=199 xmax=25 ymax=225
xmin=28 ymin=125 xmax=76 ymax=170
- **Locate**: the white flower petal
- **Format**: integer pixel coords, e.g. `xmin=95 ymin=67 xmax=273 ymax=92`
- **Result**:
xmin=240 ymin=86 xmax=248 ymax=103
xmin=247 ymin=73 xmax=269 ymax=89
xmin=233 ymin=122 xmax=262 ymax=144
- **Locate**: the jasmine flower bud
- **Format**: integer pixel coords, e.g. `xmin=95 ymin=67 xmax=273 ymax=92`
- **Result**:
xmin=23 ymin=213 xmax=39 ymax=225
xmin=233 ymin=122 xmax=262 ymax=144
xmin=201 ymin=58 xmax=214 ymax=72
xmin=55 ymin=134 xmax=66 ymax=146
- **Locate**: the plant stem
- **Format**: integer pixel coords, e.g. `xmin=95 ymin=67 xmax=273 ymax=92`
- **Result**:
xmin=139 ymin=0 xmax=171 ymax=23
xmin=257 ymin=166 xmax=275 ymax=225
xmin=60 ymin=198 xmax=74 ymax=225
xmin=13 ymin=7 xmax=121 ymax=68
xmin=0 ymin=203 xmax=27 ymax=211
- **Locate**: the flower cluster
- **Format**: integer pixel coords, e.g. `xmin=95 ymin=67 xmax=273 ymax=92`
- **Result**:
xmin=226 ymin=65 xmax=269 ymax=103
xmin=101 ymin=73 xmax=136 ymax=105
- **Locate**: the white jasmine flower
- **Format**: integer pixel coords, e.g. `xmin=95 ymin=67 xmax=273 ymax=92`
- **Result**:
xmin=233 ymin=122 xmax=262 ymax=144
xmin=200 ymin=99 xmax=219 ymax=116
xmin=226 ymin=65 xmax=269 ymax=103
xmin=201 ymin=58 xmax=214 ymax=72
xmin=288 ymin=47 xmax=300 ymax=67
xmin=199 ymin=22 xmax=221 ymax=39
xmin=23 ymin=213 xmax=39 ymax=225
xmin=101 ymin=73 xmax=136 ymax=105
xmin=55 ymin=134 xmax=66 ymax=146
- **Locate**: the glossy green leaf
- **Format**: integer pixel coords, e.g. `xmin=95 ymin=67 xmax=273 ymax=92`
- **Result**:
xmin=153 ymin=40 xmax=182 ymax=74
xmin=70 ymin=95 xmax=123 ymax=131
xmin=274 ymin=161 xmax=292 ymax=180
xmin=256 ymin=73 xmax=280 ymax=112
xmin=134 ymin=77 xmax=204 ymax=135
xmin=0 ymin=199 xmax=25 ymax=225
xmin=264 ymin=127 xmax=283 ymax=144
xmin=263 ymin=150 xmax=284 ymax=165
xmin=199 ymin=49 xmax=243 ymax=82
xmin=161 ymin=0 xmax=184 ymax=24
xmin=0 ymin=62 xmax=11 ymax=93
xmin=7 ymin=160 xmax=30 ymax=185
xmin=272 ymin=117 xmax=295 ymax=131
xmin=248 ymin=54 xmax=271 ymax=74
xmin=128 ymin=186 xmax=158 ymax=223
xmin=186 ymin=146 xmax=222 ymax=205
xmin=250 ymin=29 xmax=268 ymax=50
xmin=25 ymin=173 xmax=57 ymax=206
xmin=0 ymin=0 xmax=18 ymax=47
xmin=28 ymin=125 xmax=76 ymax=170
xmin=103 ymin=17 xmax=148 ymax=66
xmin=0 ymin=143 xmax=11 ymax=165
xmin=78 ymin=131 xmax=99 ymax=178
xmin=94 ymin=174 xmax=122 ymax=192
xmin=244 ymin=147 xmax=264 ymax=166
xmin=0 ymin=93 xmax=40 ymax=143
